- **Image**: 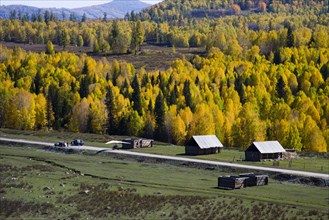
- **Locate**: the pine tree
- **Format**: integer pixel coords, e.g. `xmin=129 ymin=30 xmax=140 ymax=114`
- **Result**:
xmin=154 ymin=92 xmax=166 ymax=141
xmin=50 ymin=11 xmax=57 ymax=22
xmin=9 ymin=10 xmax=17 ymax=20
xmin=81 ymin=13 xmax=87 ymax=22
xmin=111 ymin=20 xmax=120 ymax=48
xmin=131 ymin=75 xmax=142 ymax=115
xmin=183 ymin=80 xmax=193 ymax=110
xmin=44 ymin=10 xmax=50 ymax=24
xmin=286 ymin=26 xmax=294 ymax=47
xmin=276 ymin=76 xmax=286 ymax=99
xmin=105 ymin=86 xmax=117 ymax=134
xmin=60 ymin=29 xmax=69 ymax=49
xmin=82 ymin=61 xmax=89 ymax=75
xmin=155 ymin=92 xmax=165 ymax=126
xmin=79 ymin=75 xmax=90 ymax=98
xmin=33 ymin=71 xmax=42 ymax=94
xmin=103 ymin=12 xmax=107 ymax=22
xmin=31 ymin=13 xmax=37 ymax=22
xmin=320 ymin=62 xmax=329 ymax=81
xmin=169 ymin=84 xmax=178 ymax=105
xmin=37 ymin=10 xmax=44 ymax=22
xmin=79 ymin=61 xmax=90 ymax=98
xmin=159 ymin=73 xmax=167 ymax=97
xmin=273 ymin=49 xmax=281 ymax=64
xmin=235 ymin=76 xmax=246 ymax=104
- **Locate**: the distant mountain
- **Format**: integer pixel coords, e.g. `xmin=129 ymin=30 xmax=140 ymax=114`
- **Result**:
xmin=0 ymin=0 xmax=151 ymax=20
xmin=73 ymin=0 xmax=151 ymax=19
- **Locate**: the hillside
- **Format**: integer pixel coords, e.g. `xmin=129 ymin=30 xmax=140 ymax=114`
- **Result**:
xmin=0 ymin=39 xmax=328 ymax=152
xmin=0 ymin=0 xmax=151 ymax=19
xmin=0 ymin=0 xmax=328 ymax=152
xmin=72 ymin=0 xmax=151 ymax=19
xmin=138 ymin=0 xmax=328 ymax=22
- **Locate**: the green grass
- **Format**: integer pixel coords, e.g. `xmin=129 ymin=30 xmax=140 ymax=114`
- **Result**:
xmin=1 ymin=128 xmax=329 ymax=174
xmin=131 ymin=145 xmax=329 ymax=174
xmin=0 ymin=128 xmax=127 ymax=148
xmin=0 ymin=144 xmax=328 ymax=219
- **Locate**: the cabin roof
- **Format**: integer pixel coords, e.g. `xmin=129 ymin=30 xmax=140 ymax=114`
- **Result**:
xmin=248 ymin=141 xmax=286 ymax=153
xmin=187 ymin=135 xmax=223 ymax=149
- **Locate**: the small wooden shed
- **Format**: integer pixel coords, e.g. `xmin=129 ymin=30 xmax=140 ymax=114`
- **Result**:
xmin=245 ymin=141 xmax=286 ymax=161
xmin=239 ymin=173 xmax=269 ymax=186
xmin=185 ymin=135 xmax=223 ymax=155
xmin=218 ymin=176 xmax=249 ymax=189
xmin=218 ymin=173 xmax=269 ymax=189
xmin=122 ymin=138 xmax=153 ymax=149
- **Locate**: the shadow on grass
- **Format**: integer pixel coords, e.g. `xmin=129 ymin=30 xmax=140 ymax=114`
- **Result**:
xmin=176 ymin=153 xmax=188 ymax=156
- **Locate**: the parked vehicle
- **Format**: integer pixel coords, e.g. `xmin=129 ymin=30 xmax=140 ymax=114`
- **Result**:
xmin=54 ymin=142 xmax=67 ymax=147
xmin=71 ymin=139 xmax=84 ymax=146
xmin=112 ymin=145 xmax=119 ymax=150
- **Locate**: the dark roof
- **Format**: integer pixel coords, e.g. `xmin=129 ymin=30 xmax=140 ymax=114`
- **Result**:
xmin=247 ymin=141 xmax=286 ymax=153
xmin=187 ymin=135 xmax=223 ymax=149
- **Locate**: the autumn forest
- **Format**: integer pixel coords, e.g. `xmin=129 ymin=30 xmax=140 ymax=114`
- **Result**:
xmin=0 ymin=0 xmax=328 ymax=152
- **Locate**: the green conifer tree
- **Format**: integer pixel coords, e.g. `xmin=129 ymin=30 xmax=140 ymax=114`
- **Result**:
xmin=131 ymin=75 xmax=142 ymax=115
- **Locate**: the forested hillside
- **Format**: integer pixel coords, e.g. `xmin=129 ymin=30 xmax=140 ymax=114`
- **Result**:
xmin=0 ymin=0 xmax=328 ymax=152
xmin=138 ymin=0 xmax=329 ymax=22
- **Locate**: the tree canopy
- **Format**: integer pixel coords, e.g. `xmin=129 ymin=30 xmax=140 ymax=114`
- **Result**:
xmin=0 ymin=0 xmax=328 ymax=152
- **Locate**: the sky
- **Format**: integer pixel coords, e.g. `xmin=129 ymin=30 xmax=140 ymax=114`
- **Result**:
xmin=0 ymin=0 xmax=163 ymax=9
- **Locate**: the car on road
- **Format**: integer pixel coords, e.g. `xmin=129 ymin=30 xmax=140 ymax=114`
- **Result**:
xmin=112 ymin=145 xmax=119 ymax=150
xmin=71 ymin=139 xmax=84 ymax=146
xmin=54 ymin=142 xmax=67 ymax=147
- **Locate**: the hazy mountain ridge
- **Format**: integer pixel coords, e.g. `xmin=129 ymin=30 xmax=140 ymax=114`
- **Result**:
xmin=0 ymin=0 xmax=151 ymax=19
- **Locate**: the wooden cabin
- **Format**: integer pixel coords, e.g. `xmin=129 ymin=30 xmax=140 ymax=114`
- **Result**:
xmin=122 ymin=138 xmax=153 ymax=149
xmin=245 ymin=141 xmax=286 ymax=161
xmin=185 ymin=135 xmax=223 ymax=155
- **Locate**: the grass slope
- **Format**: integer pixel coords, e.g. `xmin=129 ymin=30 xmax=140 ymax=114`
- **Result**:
xmin=0 ymin=144 xmax=328 ymax=219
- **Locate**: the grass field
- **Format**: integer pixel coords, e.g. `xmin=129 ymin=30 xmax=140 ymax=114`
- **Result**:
xmin=0 ymin=144 xmax=328 ymax=219
xmin=130 ymin=145 xmax=329 ymax=174
xmin=1 ymin=128 xmax=328 ymax=174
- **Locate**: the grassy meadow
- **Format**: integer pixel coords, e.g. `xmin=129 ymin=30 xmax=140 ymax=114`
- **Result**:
xmin=130 ymin=145 xmax=329 ymax=174
xmin=0 ymin=143 xmax=328 ymax=219
xmin=1 ymin=128 xmax=328 ymax=174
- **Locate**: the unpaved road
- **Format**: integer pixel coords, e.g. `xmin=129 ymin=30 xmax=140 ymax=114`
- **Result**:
xmin=1 ymin=137 xmax=328 ymax=179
